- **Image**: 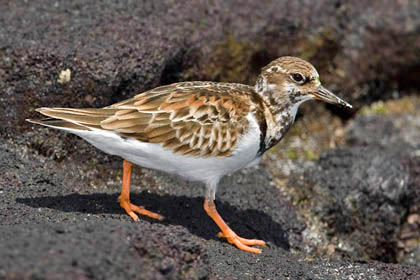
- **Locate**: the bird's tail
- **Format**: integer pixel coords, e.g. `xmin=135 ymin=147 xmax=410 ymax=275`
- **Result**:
xmin=26 ymin=107 xmax=118 ymax=131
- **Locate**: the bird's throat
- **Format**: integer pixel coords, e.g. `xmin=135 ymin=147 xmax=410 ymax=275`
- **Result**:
xmin=261 ymin=97 xmax=307 ymax=151
xmin=254 ymin=78 xmax=312 ymax=152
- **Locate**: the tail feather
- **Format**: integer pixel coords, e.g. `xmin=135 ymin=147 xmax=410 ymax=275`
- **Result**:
xmin=36 ymin=107 xmax=118 ymax=116
xmin=27 ymin=107 xmax=118 ymax=131
xmin=26 ymin=118 xmax=94 ymax=131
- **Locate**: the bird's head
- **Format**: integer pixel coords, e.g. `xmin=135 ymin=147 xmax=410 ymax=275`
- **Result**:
xmin=255 ymin=56 xmax=352 ymax=109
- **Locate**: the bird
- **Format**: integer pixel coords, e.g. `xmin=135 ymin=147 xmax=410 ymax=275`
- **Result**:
xmin=27 ymin=56 xmax=352 ymax=254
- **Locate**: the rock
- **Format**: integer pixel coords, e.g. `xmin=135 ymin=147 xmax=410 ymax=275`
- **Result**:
xmin=2 ymin=130 xmax=420 ymax=278
xmin=288 ymin=109 xmax=420 ymax=264
xmin=347 ymin=114 xmax=420 ymax=149
xmin=290 ymin=146 xmax=411 ymax=261
xmin=2 ymin=1 xmax=420 ymax=278
xmin=398 ymin=156 xmax=420 ymax=265
xmin=0 ymin=221 xmax=207 ymax=280
xmin=2 ymin=0 xmax=420 ymax=137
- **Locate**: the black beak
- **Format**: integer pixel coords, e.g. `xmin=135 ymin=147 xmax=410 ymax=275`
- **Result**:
xmin=312 ymin=85 xmax=352 ymax=109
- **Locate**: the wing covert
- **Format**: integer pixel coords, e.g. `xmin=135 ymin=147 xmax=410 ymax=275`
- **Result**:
xmin=101 ymin=82 xmax=255 ymax=157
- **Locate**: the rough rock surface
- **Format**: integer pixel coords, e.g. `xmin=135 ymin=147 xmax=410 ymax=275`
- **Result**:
xmin=1 ymin=0 xmax=420 ymax=279
xmin=2 ymin=0 xmax=420 ymax=137
xmin=288 ymin=111 xmax=420 ymax=264
xmin=2 ymin=138 xmax=420 ymax=279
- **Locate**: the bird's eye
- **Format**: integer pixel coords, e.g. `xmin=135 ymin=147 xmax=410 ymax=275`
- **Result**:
xmin=291 ymin=73 xmax=305 ymax=84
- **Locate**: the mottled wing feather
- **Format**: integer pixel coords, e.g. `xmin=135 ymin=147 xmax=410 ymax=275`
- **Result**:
xmin=35 ymin=82 xmax=257 ymax=157
xmin=33 ymin=108 xmax=120 ymax=130
xmin=103 ymin=82 xmax=254 ymax=157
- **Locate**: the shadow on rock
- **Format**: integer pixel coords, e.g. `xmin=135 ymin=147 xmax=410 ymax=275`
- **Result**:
xmin=16 ymin=191 xmax=290 ymax=250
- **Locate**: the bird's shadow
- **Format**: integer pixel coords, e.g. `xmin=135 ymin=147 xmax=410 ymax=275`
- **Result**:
xmin=16 ymin=192 xmax=289 ymax=250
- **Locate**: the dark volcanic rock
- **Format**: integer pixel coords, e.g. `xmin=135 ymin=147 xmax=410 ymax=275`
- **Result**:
xmin=346 ymin=114 xmax=420 ymax=148
xmin=0 ymin=141 xmax=296 ymax=279
xmin=2 ymin=0 xmax=420 ymax=279
xmin=289 ymin=112 xmax=420 ymax=264
xmin=2 ymin=124 xmax=420 ymax=279
xmin=0 ymin=221 xmax=207 ymax=280
xmin=1 ymin=0 xmax=420 ymax=137
xmin=399 ymin=150 xmax=420 ymax=265
xmin=290 ymin=146 xmax=411 ymax=261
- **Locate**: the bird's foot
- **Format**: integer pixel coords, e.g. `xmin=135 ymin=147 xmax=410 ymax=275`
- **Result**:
xmin=119 ymin=197 xmax=164 ymax=221
xmin=217 ymin=231 xmax=266 ymax=254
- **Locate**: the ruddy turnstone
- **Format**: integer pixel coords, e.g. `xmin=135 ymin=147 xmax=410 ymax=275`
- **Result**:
xmin=27 ymin=56 xmax=352 ymax=253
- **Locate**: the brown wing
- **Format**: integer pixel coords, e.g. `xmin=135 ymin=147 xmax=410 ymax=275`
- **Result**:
xmin=35 ymin=82 xmax=257 ymax=157
xmin=102 ymin=82 xmax=255 ymax=157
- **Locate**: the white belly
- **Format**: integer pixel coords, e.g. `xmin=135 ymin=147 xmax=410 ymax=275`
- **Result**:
xmin=72 ymin=114 xmax=262 ymax=186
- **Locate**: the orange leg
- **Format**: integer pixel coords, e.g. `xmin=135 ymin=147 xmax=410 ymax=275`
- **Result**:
xmin=203 ymin=198 xmax=266 ymax=254
xmin=119 ymin=160 xmax=163 ymax=221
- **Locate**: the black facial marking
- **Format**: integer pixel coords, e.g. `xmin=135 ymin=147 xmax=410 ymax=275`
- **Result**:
xmin=289 ymin=91 xmax=303 ymax=103
xmin=257 ymin=117 xmax=268 ymax=156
